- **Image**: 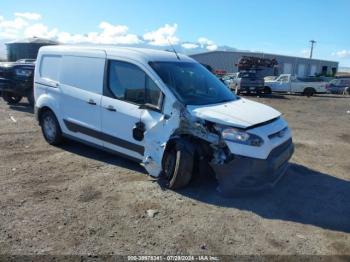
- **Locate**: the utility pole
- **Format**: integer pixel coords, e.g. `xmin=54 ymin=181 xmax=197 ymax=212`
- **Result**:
xmin=309 ymin=40 xmax=316 ymax=59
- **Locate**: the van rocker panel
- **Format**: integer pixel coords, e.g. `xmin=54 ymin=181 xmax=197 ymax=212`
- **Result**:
xmin=63 ymin=119 xmax=144 ymax=155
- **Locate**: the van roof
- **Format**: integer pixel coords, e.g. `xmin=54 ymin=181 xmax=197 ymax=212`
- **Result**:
xmin=39 ymin=45 xmax=194 ymax=63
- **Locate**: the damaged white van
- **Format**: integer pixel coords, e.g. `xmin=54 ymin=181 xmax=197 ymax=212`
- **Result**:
xmin=34 ymin=46 xmax=294 ymax=195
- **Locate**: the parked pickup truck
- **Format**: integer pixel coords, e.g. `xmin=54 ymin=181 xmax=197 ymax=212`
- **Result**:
xmin=230 ymin=71 xmax=265 ymax=95
xmin=264 ymin=74 xmax=327 ymax=96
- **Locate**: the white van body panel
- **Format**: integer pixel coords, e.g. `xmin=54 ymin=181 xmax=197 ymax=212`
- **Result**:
xmin=59 ymin=54 xmax=106 ymax=146
xmin=35 ymin=45 xmax=293 ymax=182
xmin=225 ymin=117 xmax=291 ymax=159
xmin=187 ymin=98 xmax=281 ymax=129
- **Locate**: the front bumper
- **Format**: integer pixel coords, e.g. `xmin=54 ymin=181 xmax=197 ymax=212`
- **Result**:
xmin=211 ymin=138 xmax=294 ymax=196
xmin=240 ymin=85 xmax=265 ymax=92
xmin=0 ymin=77 xmax=32 ymax=95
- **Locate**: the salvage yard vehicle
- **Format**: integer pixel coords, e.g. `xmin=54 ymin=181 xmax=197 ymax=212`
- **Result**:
xmin=326 ymin=78 xmax=350 ymax=95
xmin=34 ymin=46 xmax=294 ymax=195
xmin=0 ymin=60 xmax=35 ymax=106
xmin=231 ymin=71 xmax=265 ymax=95
xmin=264 ymin=74 xmax=327 ymax=97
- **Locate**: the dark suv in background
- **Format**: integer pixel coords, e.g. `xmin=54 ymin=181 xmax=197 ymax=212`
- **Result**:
xmin=0 ymin=59 xmax=35 ymax=106
xmin=234 ymin=71 xmax=265 ymax=95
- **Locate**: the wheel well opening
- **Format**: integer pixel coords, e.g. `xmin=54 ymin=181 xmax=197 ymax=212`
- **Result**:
xmin=162 ymin=134 xmax=215 ymax=177
xmin=37 ymin=106 xmax=53 ymax=124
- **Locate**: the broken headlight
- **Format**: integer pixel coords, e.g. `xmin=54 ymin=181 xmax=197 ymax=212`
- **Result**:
xmin=15 ymin=68 xmax=32 ymax=77
xmin=222 ymin=128 xmax=264 ymax=147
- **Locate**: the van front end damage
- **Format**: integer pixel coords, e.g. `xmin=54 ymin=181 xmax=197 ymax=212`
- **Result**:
xmin=142 ymin=100 xmax=294 ymax=195
xmin=211 ymin=138 xmax=294 ymax=196
xmin=142 ymin=101 xmax=221 ymax=177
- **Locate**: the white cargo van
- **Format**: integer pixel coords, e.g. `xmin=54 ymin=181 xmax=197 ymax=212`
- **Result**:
xmin=34 ymin=46 xmax=294 ymax=195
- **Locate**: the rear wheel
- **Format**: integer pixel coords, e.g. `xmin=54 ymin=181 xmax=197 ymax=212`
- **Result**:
xmin=304 ymin=87 xmax=315 ymax=97
xmin=26 ymin=89 xmax=34 ymax=107
xmin=344 ymin=87 xmax=350 ymax=95
xmin=263 ymin=86 xmax=272 ymax=95
xmin=40 ymin=110 xmax=63 ymax=145
xmin=162 ymin=139 xmax=194 ymax=189
xmin=2 ymin=92 xmax=22 ymax=104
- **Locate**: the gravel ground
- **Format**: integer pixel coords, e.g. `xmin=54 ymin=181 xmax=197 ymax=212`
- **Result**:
xmin=0 ymin=94 xmax=349 ymax=256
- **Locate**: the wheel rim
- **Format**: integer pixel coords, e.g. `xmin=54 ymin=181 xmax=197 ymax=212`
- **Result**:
xmin=43 ymin=115 xmax=56 ymax=142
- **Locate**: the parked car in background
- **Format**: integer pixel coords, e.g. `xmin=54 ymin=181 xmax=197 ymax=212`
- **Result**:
xmin=326 ymin=78 xmax=350 ymax=94
xmin=264 ymin=76 xmax=277 ymax=82
xmin=264 ymin=74 xmax=327 ymax=96
xmin=34 ymin=45 xmax=294 ymax=195
xmin=0 ymin=59 xmax=35 ymax=106
xmin=221 ymin=73 xmax=237 ymax=87
xmin=231 ymin=71 xmax=265 ymax=95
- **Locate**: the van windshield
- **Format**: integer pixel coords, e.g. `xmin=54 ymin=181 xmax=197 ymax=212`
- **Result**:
xmin=149 ymin=61 xmax=237 ymax=105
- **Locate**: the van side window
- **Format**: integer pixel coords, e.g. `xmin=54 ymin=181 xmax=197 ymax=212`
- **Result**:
xmin=40 ymin=55 xmax=61 ymax=82
xmin=108 ymin=61 xmax=162 ymax=107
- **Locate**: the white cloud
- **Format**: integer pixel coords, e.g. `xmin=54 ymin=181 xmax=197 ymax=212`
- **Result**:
xmin=207 ymin=44 xmax=218 ymax=51
xmin=0 ymin=12 xmax=220 ymax=51
xmin=99 ymin=22 xmax=128 ymax=36
xmin=198 ymin=37 xmax=214 ymax=47
xmin=332 ymin=50 xmax=350 ymax=59
xmin=55 ymin=23 xmax=141 ymax=45
xmin=24 ymin=24 xmax=58 ymax=38
xmin=0 ymin=16 xmax=29 ymax=40
xmin=0 ymin=17 xmax=28 ymax=30
xmin=143 ymin=24 xmax=179 ymax=46
xmin=15 ymin=12 xmax=42 ymax=21
xmin=181 ymin=43 xmax=199 ymax=49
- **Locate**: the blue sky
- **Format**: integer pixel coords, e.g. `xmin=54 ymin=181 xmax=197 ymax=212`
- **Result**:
xmin=0 ymin=0 xmax=349 ymax=66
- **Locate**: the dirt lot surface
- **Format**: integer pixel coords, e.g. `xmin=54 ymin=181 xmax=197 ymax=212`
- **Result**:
xmin=0 ymin=94 xmax=349 ymax=256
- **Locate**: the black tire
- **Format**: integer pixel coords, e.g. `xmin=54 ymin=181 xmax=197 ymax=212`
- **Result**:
xmin=2 ymin=92 xmax=22 ymax=104
xmin=162 ymin=139 xmax=194 ymax=189
xmin=264 ymin=86 xmax=272 ymax=95
xmin=304 ymin=88 xmax=315 ymax=97
xmin=26 ymin=89 xmax=34 ymax=107
xmin=345 ymin=87 xmax=350 ymax=95
xmin=40 ymin=110 xmax=63 ymax=145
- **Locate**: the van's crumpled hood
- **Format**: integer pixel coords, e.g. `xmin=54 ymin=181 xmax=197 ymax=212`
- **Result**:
xmin=186 ymin=98 xmax=281 ymax=129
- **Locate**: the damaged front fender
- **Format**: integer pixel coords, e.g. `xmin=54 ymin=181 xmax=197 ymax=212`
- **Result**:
xmin=141 ymin=101 xmax=221 ymax=177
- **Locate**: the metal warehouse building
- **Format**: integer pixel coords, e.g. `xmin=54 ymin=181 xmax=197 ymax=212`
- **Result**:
xmin=6 ymin=37 xmax=58 ymax=62
xmin=190 ymin=51 xmax=339 ymax=77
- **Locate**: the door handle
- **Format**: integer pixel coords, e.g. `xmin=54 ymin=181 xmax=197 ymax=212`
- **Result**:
xmin=105 ymin=105 xmax=116 ymax=112
xmin=87 ymin=99 xmax=96 ymax=105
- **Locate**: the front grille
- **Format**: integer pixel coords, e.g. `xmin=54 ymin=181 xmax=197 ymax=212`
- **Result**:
xmin=268 ymin=127 xmax=288 ymax=140
xmin=269 ymin=138 xmax=293 ymax=159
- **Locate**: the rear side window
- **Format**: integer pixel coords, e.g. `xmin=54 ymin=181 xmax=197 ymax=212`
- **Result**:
xmin=40 ymin=55 xmax=61 ymax=82
xmin=108 ymin=61 xmax=163 ymax=107
xmin=60 ymin=56 xmax=105 ymax=94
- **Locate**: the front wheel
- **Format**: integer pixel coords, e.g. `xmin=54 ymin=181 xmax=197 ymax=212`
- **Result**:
xmin=2 ymin=92 xmax=22 ymax=104
xmin=40 ymin=110 xmax=63 ymax=145
xmin=162 ymin=140 xmax=194 ymax=189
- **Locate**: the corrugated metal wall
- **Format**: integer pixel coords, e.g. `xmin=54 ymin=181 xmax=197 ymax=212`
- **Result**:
xmin=190 ymin=51 xmax=339 ymax=77
xmin=6 ymin=43 xmax=55 ymax=62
